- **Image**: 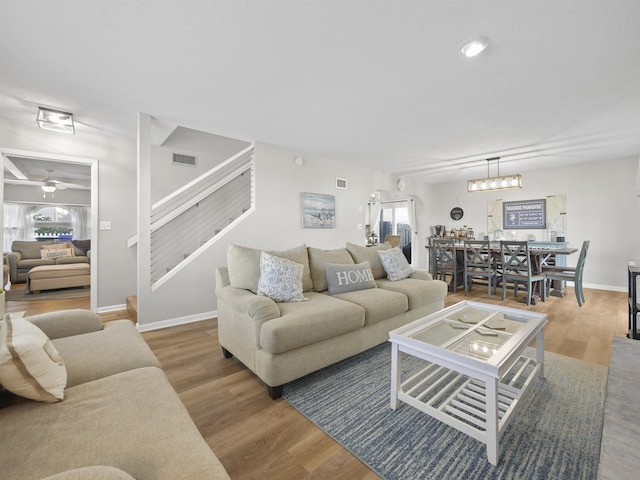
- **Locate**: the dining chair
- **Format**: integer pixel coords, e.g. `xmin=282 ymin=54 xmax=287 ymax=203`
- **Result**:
xmin=432 ymin=238 xmax=464 ymax=292
xmin=543 ymin=240 xmax=590 ymax=306
xmin=500 ymin=241 xmax=546 ymax=305
xmin=463 ymin=240 xmax=498 ymax=298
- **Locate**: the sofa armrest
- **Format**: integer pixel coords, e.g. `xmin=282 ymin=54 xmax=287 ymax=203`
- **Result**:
xmin=6 ymin=251 xmax=21 ymax=282
xmin=410 ymin=269 xmax=433 ymax=281
xmin=25 ymin=309 xmax=103 ymax=339
xmin=217 ymin=285 xmax=281 ymax=323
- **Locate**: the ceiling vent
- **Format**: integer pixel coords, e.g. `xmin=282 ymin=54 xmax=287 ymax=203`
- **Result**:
xmin=172 ymin=153 xmax=197 ymax=167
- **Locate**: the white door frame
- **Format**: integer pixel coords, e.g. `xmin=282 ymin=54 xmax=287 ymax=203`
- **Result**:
xmin=1 ymin=148 xmax=98 ymax=312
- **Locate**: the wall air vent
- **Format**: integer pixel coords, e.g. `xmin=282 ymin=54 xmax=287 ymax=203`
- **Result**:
xmin=172 ymin=153 xmax=197 ymax=166
xmin=336 ymin=178 xmax=347 ymax=189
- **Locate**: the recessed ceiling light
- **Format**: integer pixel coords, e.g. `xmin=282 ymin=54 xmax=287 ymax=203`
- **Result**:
xmin=460 ymin=36 xmax=490 ymax=57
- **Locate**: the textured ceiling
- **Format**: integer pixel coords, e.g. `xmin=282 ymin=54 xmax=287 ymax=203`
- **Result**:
xmin=1 ymin=0 xmax=639 ymax=184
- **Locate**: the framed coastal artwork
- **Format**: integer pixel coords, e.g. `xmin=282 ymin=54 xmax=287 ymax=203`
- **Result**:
xmin=302 ymin=192 xmax=335 ymax=228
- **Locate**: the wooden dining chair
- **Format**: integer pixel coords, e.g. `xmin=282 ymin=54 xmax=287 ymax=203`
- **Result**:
xmin=543 ymin=240 xmax=590 ymax=306
xmin=500 ymin=241 xmax=546 ymax=305
xmin=432 ymin=238 xmax=464 ymax=292
xmin=463 ymin=240 xmax=498 ymax=298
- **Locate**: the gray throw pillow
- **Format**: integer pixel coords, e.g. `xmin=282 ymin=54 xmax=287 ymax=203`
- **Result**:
xmin=325 ymin=261 xmax=378 ymax=295
xmin=257 ymin=252 xmax=309 ymax=303
xmin=378 ymin=247 xmax=414 ymax=281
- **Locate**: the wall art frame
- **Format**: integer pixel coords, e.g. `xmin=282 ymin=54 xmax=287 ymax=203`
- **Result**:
xmin=302 ymin=192 xmax=335 ymax=228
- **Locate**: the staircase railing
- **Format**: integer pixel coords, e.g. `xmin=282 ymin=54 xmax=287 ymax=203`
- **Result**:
xmin=148 ymin=144 xmax=254 ymax=288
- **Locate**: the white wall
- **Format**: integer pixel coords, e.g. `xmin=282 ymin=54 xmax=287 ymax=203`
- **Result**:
xmin=150 ymin=125 xmax=250 ymax=203
xmin=423 ymin=157 xmax=640 ymax=290
xmin=137 ymin=140 xmax=422 ymax=327
xmin=0 ymin=117 xmax=138 ymax=309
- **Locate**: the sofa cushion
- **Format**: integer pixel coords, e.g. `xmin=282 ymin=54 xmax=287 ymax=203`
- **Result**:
xmin=51 ymin=320 xmax=161 ymax=388
xmin=0 ymin=367 xmax=231 ymax=480
xmin=18 ymin=258 xmax=56 ymax=269
xmin=12 ymin=240 xmax=55 ymax=259
xmin=333 ymin=287 xmax=408 ymax=326
xmin=257 ymin=252 xmax=309 ymax=303
xmin=377 ymin=276 xmax=449 ymax=309
xmin=228 ymin=244 xmax=313 ymax=293
xmin=326 ymin=261 xmax=377 ymax=295
xmin=0 ymin=314 xmax=67 ymax=402
xmin=346 ymin=242 xmax=391 ymax=279
xmin=259 ymin=292 xmax=365 ymax=354
xmin=56 ymin=255 xmax=90 ymax=265
xmin=308 ymin=247 xmax=354 ymax=292
xmin=378 ymin=246 xmax=414 ymax=281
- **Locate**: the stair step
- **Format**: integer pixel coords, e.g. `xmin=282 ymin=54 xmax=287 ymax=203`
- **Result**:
xmin=126 ymin=295 xmax=138 ymax=322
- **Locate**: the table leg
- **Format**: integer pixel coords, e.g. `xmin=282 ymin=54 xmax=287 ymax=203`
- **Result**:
xmin=390 ymin=342 xmax=401 ymax=409
xmin=536 ymin=328 xmax=545 ymax=378
xmin=485 ymin=376 xmax=499 ymax=466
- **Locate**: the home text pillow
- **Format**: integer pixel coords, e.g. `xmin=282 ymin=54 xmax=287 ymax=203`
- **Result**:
xmin=378 ymin=247 xmax=414 ymax=281
xmin=0 ymin=314 xmax=67 ymax=402
xmin=257 ymin=252 xmax=309 ymax=303
xmin=308 ymin=247 xmax=355 ymax=292
xmin=325 ymin=261 xmax=378 ymax=295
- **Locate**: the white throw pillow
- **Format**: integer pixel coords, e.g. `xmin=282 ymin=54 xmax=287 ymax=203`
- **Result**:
xmin=378 ymin=247 xmax=414 ymax=281
xmin=0 ymin=314 xmax=67 ymax=402
xmin=257 ymin=252 xmax=309 ymax=303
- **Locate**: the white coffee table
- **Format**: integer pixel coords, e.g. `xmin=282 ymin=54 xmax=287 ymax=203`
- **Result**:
xmin=389 ymin=300 xmax=546 ymax=465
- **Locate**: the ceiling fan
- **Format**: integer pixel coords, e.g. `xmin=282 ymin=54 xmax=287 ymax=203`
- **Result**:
xmin=40 ymin=170 xmax=67 ymax=193
xmin=3 ymin=167 xmax=90 ymax=192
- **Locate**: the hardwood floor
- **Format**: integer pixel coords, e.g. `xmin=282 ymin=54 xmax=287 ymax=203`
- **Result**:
xmin=5 ymin=283 xmax=629 ymax=479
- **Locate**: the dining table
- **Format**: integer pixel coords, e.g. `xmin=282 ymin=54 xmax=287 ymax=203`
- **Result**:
xmin=426 ymin=241 xmax=579 ymax=303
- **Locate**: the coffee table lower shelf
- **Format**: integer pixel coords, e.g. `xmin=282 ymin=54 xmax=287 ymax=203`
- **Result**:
xmin=392 ymin=354 xmax=542 ymax=465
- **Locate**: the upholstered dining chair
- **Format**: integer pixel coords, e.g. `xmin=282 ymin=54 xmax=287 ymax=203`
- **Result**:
xmin=463 ymin=240 xmax=498 ymax=298
xmin=432 ymin=238 xmax=464 ymax=292
xmin=500 ymin=241 xmax=546 ymax=305
xmin=543 ymin=240 xmax=590 ymax=306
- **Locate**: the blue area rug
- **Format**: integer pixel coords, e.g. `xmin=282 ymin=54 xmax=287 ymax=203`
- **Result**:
xmin=283 ymin=343 xmax=607 ymax=480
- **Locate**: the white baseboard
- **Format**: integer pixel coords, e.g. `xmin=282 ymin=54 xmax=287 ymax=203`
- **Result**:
xmin=96 ymin=304 xmax=127 ymax=313
xmin=135 ymin=310 xmax=218 ymax=332
xmin=583 ymin=283 xmax=627 ymax=293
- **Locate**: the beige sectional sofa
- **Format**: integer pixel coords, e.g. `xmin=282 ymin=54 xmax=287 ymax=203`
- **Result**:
xmin=7 ymin=240 xmax=91 ymax=284
xmin=0 ymin=310 xmax=230 ymax=480
xmin=216 ymin=242 xmax=448 ymax=399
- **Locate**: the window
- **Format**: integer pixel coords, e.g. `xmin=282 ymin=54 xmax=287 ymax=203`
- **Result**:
xmin=379 ymin=203 xmax=411 ymax=246
xmin=33 ymin=206 xmax=73 ymax=238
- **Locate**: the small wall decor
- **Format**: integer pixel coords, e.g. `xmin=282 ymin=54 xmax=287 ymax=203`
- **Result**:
xmin=302 ymin=192 xmax=335 ymax=228
xmin=449 ymin=206 xmax=464 ymax=221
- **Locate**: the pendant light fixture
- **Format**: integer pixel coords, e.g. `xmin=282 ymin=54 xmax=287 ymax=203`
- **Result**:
xmin=467 ymin=157 xmax=523 ymax=192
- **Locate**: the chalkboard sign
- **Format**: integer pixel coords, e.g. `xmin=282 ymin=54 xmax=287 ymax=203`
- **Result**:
xmin=503 ymin=199 xmax=546 ymax=229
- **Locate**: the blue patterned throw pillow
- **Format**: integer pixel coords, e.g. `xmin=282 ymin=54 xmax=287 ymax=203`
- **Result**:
xmin=378 ymin=247 xmax=413 ymax=281
xmin=257 ymin=252 xmax=309 ymax=303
